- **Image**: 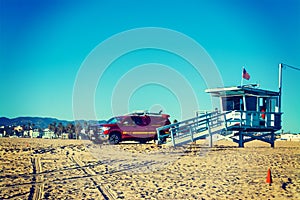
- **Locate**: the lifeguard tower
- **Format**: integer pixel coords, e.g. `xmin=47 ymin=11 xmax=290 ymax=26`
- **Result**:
xmin=204 ymin=84 xmax=281 ymax=147
xmin=157 ymin=64 xmax=283 ymax=147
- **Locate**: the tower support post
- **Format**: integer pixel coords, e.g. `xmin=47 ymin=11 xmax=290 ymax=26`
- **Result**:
xmin=271 ymin=131 xmax=275 ymax=148
xmin=238 ymin=131 xmax=244 ymax=148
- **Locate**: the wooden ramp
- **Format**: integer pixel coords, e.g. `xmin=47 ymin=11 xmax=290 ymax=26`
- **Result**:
xmin=157 ymin=110 xmax=278 ymax=147
xmin=157 ymin=111 xmax=234 ymax=147
xmin=164 ymin=124 xmax=227 ymax=146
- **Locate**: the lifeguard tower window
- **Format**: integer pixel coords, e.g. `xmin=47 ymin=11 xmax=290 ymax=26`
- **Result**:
xmin=246 ymin=96 xmax=257 ymax=111
xmin=259 ymin=98 xmax=266 ymax=111
xmin=222 ymin=96 xmax=258 ymax=111
xmin=265 ymin=97 xmax=279 ymax=112
xmin=222 ymin=97 xmax=243 ymax=111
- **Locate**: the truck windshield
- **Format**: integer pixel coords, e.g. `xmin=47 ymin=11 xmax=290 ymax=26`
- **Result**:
xmin=107 ymin=117 xmax=122 ymax=124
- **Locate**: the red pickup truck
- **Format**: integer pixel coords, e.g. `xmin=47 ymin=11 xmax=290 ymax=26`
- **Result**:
xmin=93 ymin=111 xmax=171 ymax=144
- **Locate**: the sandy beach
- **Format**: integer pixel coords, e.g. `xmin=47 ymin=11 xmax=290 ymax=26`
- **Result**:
xmin=0 ymin=138 xmax=299 ymax=199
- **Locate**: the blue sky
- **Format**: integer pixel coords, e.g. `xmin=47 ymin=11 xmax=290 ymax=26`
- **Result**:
xmin=1 ymin=0 xmax=299 ymax=132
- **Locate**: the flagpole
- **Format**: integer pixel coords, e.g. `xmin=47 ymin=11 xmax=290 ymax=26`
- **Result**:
xmin=240 ymin=66 xmax=244 ymax=86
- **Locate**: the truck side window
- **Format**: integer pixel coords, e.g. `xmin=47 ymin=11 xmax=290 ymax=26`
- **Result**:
xmin=131 ymin=116 xmax=150 ymax=126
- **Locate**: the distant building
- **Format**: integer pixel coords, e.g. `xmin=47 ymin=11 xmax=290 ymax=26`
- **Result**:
xmin=61 ymin=133 xmax=69 ymax=139
xmin=23 ymin=130 xmax=33 ymax=137
xmin=280 ymin=133 xmax=300 ymax=141
xmin=14 ymin=125 xmax=23 ymax=132
xmin=32 ymin=129 xmax=41 ymax=138
xmin=0 ymin=126 xmax=4 ymax=137
xmin=42 ymin=128 xmax=55 ymax=139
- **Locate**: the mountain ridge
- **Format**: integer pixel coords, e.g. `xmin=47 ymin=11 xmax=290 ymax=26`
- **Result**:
xmin=0 ymin=117 xmax=103 ymax=129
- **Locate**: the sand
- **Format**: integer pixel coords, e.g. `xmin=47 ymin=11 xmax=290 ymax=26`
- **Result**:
xmin=0 ymin=138 xmax=299 ymax=200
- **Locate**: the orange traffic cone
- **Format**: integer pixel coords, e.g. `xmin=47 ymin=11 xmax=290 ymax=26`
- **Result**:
xmin=266 ymin=168 xmax=272 ymax=186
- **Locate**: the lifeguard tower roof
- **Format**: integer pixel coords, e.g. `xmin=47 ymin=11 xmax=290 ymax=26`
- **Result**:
xmin=205 ymin=84 xmax=279 ymax=97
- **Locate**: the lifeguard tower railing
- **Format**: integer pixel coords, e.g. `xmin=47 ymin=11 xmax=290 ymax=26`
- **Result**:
xmin=224 ymin=110 xmax=281 ymax=130
xmin=157 ymin=110 xmax=282 ymax=147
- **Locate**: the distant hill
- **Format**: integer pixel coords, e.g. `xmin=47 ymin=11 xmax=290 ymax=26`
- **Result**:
xmin=0 ymin=117 xmax=71 ymax=129
xmin=0 ymin=117 xmax=105 ymax=129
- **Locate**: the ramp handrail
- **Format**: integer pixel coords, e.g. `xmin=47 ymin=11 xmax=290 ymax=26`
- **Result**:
xmin=156 ymin=111 xmax=232 ymax=145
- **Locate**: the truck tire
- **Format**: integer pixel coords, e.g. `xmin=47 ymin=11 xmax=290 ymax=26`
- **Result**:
xmin=139 ymin=139 xmax=148 ymax=144
xmin=109 ymin=132 xmax=121 ymax=145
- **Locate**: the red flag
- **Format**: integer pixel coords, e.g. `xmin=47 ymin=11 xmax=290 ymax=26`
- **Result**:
xmin=243 ymin=68 xmax=250 ymax=80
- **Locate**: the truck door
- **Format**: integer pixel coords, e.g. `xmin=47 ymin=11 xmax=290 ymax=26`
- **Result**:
xmin=131 ymin=116 xmax=151 ymax=139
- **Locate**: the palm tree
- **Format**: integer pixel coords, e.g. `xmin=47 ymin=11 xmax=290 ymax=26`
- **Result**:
xmin=75 ymin=123 xmax=82 ymax=140
xmin=27 ymin=122 xmax=31 ymax=130
xmin=48 ymin=123 xmax=53 ymax=131
xmin=83 ymin=121 xmax=88 ymax=134
xmin=66 ymin=123 xmax=75 ymax=139
xmin=57 ymin=122 xmax=64 ymax=137
xmin=53 ymin=122 xmax=58 ymax=137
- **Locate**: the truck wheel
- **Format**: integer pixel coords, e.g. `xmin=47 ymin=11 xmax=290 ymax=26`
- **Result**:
xmin=139 ymin=139 xmax=147 ymax=144
xmin=109 ymin=133 xmax=121 ymax=145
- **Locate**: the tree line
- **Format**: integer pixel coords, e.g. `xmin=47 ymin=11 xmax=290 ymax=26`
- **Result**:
xmin=47 ymin=122 xmax=86 ymax=139
xmin=1 ymin=121 xmax=95 ymax=139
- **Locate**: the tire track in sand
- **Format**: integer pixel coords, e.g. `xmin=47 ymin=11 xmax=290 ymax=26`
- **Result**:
xmin=71 ymin=156 xmax=116 ymax=200
xmin=29 ymin=157 xmax=44 ymax=200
